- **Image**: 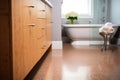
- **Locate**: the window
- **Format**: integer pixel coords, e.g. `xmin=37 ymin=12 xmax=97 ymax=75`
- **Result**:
xmin=62 ymin=0 xmax=93 ymax=18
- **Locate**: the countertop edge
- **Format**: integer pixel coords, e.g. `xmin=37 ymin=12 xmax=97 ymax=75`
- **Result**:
xmin=41 ymin=0 xmax=53 ymax=8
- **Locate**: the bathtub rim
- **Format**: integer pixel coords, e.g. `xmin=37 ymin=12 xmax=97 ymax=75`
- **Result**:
xmin=62 ymin=24 xmax=104 ymax=28
xmin=62 ymin=24 xmax=120 ymax=28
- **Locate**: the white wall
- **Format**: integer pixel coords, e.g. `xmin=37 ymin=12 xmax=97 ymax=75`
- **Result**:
xmin=49 ymin=0 xmax=62 ymax=41
xmin=110 ymin=0 xmax=120 ymax=24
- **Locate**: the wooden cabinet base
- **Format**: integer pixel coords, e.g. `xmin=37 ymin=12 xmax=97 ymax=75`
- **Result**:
xmin=0 ymin=0 xmax=52 ymax=80
xmin=24 ymin=45 xmax=52 ymax=80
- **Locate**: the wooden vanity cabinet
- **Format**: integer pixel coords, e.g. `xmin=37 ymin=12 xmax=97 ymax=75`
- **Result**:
xmin=0 ymin=0 xmax=52 ymax=80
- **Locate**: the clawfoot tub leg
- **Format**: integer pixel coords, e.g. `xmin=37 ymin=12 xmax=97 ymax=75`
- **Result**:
xmin=99 ymin=32 xmax=107 ymax=51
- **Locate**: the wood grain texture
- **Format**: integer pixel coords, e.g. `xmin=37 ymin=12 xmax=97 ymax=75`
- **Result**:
xmin=12 ymin=0 xmax=26 ymax=79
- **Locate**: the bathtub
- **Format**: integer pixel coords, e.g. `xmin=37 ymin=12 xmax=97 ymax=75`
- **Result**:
xmin=62 ymin=24 xmax=104 ymax=45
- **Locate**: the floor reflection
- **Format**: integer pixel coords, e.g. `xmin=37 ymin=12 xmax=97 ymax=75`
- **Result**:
xmin=62 ymin=65 xmax=90 ymax=80
xmin=33 ymin=44 xmax=120 ymax=80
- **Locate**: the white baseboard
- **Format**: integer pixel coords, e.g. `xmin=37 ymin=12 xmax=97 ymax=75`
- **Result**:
xmin=71 ymin=41 xmax=104 ymax=46
xmin=52 ymin=41 xmax=103 ymax=49
xmin=52 ymin=41 xmax=63 ymax=49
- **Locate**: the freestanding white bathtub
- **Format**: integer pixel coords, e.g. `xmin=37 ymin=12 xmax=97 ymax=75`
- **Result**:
xmin=62 ymin=24 xmax=104 ymax=45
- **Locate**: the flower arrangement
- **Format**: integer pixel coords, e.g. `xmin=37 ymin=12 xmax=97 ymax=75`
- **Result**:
xmin=65 ymin=12 xmax=79 ymax=24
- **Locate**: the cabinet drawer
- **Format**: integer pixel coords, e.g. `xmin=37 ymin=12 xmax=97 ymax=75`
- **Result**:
xmin=36 ymin=0 xmax=46 ymax=19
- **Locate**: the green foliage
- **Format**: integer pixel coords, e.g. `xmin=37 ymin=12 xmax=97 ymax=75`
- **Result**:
xmin=67 ymin=16 xmax=78 ymax=20
xmin=65 ymin=12 xmax=78 ymax=24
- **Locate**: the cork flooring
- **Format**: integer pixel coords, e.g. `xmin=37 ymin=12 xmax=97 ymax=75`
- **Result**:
xmin=32 ymin=44 xmax=120 ymax=80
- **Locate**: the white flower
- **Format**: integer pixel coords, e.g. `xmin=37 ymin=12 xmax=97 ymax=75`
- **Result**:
xmin=65 ymin=12 xmax=79 ymax=19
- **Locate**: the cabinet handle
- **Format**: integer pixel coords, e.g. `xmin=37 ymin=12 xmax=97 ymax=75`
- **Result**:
xmin=28 ymin=24 xmax=36 ymax=27
xmin=41 ymin=28 xmax=46 ymax=30
xmin=27 ymin=5 xmax=35 ymax=8
xmin=40 ymin=10 xmax=46 ymax=12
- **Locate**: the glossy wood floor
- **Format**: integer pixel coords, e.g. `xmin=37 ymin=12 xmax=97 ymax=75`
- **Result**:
xmin=33 ymin=44 xmax=120 ymax=80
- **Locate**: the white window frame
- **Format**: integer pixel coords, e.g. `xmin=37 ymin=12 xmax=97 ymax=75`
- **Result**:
xmin=62 ymin=0 xmax=94 ymax=18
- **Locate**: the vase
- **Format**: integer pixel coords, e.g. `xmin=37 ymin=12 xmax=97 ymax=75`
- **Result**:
xmin=70 ymin=20 xmax=74 ymax=24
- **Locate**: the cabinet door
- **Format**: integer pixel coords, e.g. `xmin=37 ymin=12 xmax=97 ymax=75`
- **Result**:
xmin=12 ymin=0 xmax=26 ymax=79
xmin=22 ymin=0 xmax=38 ymax=76
xmin=35 ymin=0 xmax=48 ymax=54
xmin=36 ymin=0 xmax=46 ymax=19
xmin=36 ymin=19 xmax=46 ymax=58
xmin=23 ymin=0 xmax=47 ymax=76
